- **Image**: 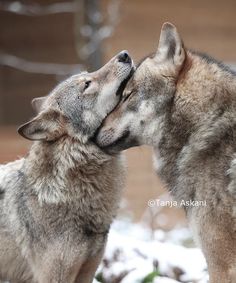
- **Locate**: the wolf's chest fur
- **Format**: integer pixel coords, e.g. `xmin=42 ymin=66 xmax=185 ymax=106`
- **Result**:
xmin=0 ymin=137 xmax=124 ymax=264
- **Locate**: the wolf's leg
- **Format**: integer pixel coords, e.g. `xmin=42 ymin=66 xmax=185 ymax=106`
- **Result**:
xmin=35 ymin=259 xmax=82 ymax=283
xmin=75 ymin=248 xmax=104 ymax=283
xmin=207 ymin=265 xmax=228 ymax=283
xmin=208 ymin=265 xmax=236 ymax=283
xmin=204 ymin=238 xmax=236 ymax=283
xmin=229 ymin=266 xmax=236 ymax=283
xmin=31 ymin=246 xmax=83 ymax=283
xmin=195 ymin=216 xmax=236 ymax=283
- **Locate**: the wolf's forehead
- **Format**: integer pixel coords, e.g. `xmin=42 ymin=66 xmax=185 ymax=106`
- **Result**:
xmin=131 ymin=60 xmax=150 ymax=83
xmin=67 ymin=73 xmax=87 ymax=83
xmin=54 ymin=75 xmax=87 ymax=93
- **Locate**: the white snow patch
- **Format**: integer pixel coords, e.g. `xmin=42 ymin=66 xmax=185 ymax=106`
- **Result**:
xmin=96 ymin=220 xmax=208 ymax=283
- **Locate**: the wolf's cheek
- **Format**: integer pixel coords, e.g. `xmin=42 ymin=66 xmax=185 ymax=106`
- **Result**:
xmin=96 ymin=128 xmax=116 ymax=147
xmin=96 ymin=81 xmax=120 ymax=118
xmin=95 ymin=111 xmax=130 ymax=148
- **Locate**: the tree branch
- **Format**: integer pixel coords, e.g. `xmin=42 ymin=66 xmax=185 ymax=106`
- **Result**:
xmin=0 ymin=1 xmax=76 ymax=16
xmin=0 ymin=53 xmax=82 ymax=75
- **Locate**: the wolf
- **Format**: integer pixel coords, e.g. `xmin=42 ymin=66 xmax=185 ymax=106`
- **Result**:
xmin=95 ymin=23 xmax=236 ymax=283
xmin=0 ymin=50 xmax=133 ymax=283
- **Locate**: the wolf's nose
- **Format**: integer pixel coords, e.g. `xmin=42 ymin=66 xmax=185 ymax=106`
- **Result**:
xmin=118 ymin=51 xmax=131 ymax=63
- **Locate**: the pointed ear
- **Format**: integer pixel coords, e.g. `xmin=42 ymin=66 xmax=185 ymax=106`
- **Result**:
xmin=155 ymin=22 xmax=185 ymax=68
xmin=18 ymin=110 xmax=66 ymax=141
xmin=31 ymin=97 xmax=46 ymax=113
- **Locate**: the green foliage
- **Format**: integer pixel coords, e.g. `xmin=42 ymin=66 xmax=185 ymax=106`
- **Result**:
xmin=95 ymin=272 xmax=104 ymax=282
xmin=141 ymin=270 xmax=160 ymax=283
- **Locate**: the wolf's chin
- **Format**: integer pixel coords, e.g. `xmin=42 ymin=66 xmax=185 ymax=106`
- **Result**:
xmin=91 ymin=68 xmax=134 ymax=144
xmin=116 ymin=67 xmax=135 ymax=97
xmin=99 ymin=130 xmax=139 ymax=154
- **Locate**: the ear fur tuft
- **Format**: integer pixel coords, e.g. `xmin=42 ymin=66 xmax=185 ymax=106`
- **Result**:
xmin=155 ymin=22 xmax=185 ymax=68
xmin=31 ymin=97 xmax=46 ymax=113
xmin=18 ymin=110 xmax=65 ymax=141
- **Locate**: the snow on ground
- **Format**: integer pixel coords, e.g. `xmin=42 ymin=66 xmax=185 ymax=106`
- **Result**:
xmin=94 ymin=220 xmax=208 ymax=283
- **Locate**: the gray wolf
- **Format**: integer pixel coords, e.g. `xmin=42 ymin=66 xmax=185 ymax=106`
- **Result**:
xmin=95 ymin=23 xmax=236 ymax=283
xmin=0 ymin=51 xmax=133 ymax=283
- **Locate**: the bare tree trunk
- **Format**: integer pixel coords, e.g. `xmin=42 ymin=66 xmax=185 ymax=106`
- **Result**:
xmin=74 ymin=0 xmax=103 ymax=71
xmin=74 ymin=0 xmax=86 ymax=67
xmin=84 ymin=0 xmax=103 ymax=70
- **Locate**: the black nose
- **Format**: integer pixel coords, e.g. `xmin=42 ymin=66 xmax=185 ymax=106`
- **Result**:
xmin=118 ymin=51 xmax=131 ymax=63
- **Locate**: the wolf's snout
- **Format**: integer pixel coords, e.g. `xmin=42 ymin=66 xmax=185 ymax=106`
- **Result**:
xmin=117 ymin=51 xmax=131 ymax=64
xmin=95 ymin=127 xmax=114 ymax=148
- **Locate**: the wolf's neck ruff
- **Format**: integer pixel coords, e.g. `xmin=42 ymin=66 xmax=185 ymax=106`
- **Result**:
xmin=23 ymin=137 xmax=117 ymax=205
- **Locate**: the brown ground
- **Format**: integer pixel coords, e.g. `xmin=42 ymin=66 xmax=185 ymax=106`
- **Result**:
xmin=1 ymin=0 xmax=236 ymax=230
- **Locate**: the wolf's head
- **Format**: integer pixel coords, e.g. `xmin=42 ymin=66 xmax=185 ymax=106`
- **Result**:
xmin=95 ymin=23 xmax=186 ymax=152
xmin=95 ymin=23 xmax=236 ymax=154
xmin=18 ymin=51 xmax=134 ymax=143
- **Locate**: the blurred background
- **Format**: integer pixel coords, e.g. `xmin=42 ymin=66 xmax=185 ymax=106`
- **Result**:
xmin=0 ymin=1 xmax=236 ymax=281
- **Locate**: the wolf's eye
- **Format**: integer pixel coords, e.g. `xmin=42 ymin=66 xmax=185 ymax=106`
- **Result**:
xmin=84 ymin=80 xmax=91 ymax=91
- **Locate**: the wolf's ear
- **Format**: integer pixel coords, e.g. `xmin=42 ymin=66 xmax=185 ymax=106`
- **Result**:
xmin=155 ymin=22 xmax=185 ymax=68
xmin=18 ymin=110 xmax=66 ymax=141
xmin=31 ymin=97 xmax=46 ymax=113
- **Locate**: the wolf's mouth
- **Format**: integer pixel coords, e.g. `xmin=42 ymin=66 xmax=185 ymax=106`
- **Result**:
xmin=91 ymin=67 xmax=134 ymax=144
xmin=98 ymin=129 xmax=139 ymax=154
xmin=116 ymin=67 xmax=135 ymax=97
xmin=104 ymin=66 xmax=134 ymax=119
